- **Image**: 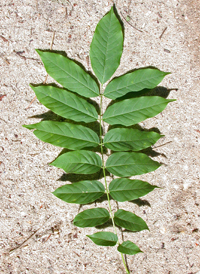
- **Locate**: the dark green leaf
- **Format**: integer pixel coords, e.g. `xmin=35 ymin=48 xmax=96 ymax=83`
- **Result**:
xmin=106 ymin=152 xmax=160 ymax=177
xmin=103 ymin=96 xmax=175 ymax=126
xmin=104 ymin=68 xmax=170 ymax=99
xmin=114 ymin=209 xmax=149 ymax=232
xmin=73 ymin=208 xmax=110 ymax=227
xmin=53 ymin=180 xmax=105 ymax=204
xmin=23 ymin=121 xmax=99 ymax=150
xmin=36 ymin=50 xmax=99 ymax=98
xmin=30 ymin=85 xmax=98 ymax=123
xmin=87 ymin=232 xmax=118 ymax=246
xmin=51 ymin=151 xmax=102 ymax=174
xmin=103 ymin=128 xmax=162 ymax=151
xmin=117 ymin=241 xmax=142 ymax=255
xmin=90 ymin=7 xmax=123 ymax=84
xmin=109 ymin=178 xmax=158 ymax=202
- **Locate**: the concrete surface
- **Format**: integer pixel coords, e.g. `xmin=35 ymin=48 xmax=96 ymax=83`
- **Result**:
xmin=0 ymin=0 xmax=200 ymax=273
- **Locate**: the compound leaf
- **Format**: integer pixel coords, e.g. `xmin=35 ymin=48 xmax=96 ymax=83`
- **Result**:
xmin=103 ymin=128 xmax=162 ymax=151
xmin=103 ymin=96 xmax=175 ymax=126
xmin=109 ymin=178 xmax=158 ymax=202
xmin=73 ymin=208 xmax=110 ymax=227
xmin=117 ymin=241 xmax=142 ymax=255
xmin=106 ymin=152 xmax=160 ymax=177
xmin=87 ymin=232 xmax=118 ymax=246
xmin=30 ymin=85 xmax=98 ymax=123
xmin=53 ymin=180 xmax=105 ymax=204
xmin=36 ymin=50 xmax=99 ymax=98
xmin=90 ymin=7 xmax=123 ymax=84
xmin=114 ymin=209 xmax=149 ymax=232
xmin=51 ymin=151 xmax=102 ymax=174
xmin=104 ymin=68 xmax=170 ymax=99
xmin=23 ymin=121 xmax=99 ymax=150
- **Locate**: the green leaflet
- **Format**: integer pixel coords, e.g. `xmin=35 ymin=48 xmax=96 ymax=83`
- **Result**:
xmin=51 ymin=151 xmax=102 ymax=174
xmin=104 ymin=68 xmax=170 ymax=99
xmin=53 ymin=180 xmax=105 ymax=204
xmin=36 ymin=50 xmax=99 ymax=98
xmin=117 ymin=241 xmax=142 ymax=255
xmin=73 ymin=208 xmax=110 ymax=228
xmin=103 ymin=128 xmax=162 ymax=151
xmin=87 ymin=232 xmax=118 ymax=246
xmin=109 ymin=178 xmax=158 ymax=202
xmin=114 ymin=209 xmax=149 ymax=232
xmin=90 ymin=7 xmax=123 ymax=84
xmin=106 ymin=152 xmax=160 ymax=177
xmin=30 ymin=85 xmax=98 ymax=123
xmin=103 ymin=96 xmax=175 ymax=126
xmin=23 ymin=121 xmax=99 ymax=150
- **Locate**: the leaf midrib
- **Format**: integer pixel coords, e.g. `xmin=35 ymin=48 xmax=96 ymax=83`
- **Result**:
xmin=44 ymin=54 xmax=97 ymax=95
xmin=104 ymin=99 xmax=166 ymax=119
xmin=106 ymin=72 xmax=166 ymax=94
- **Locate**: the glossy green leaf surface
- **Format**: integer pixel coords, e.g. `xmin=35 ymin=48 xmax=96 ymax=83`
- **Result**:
xmin=36 ymin=50 xmax=99 ymax=98
xmin=30 ymin=85 xmax=98 ymax=123
xmin=103 ymin=128 xmax=162 ymax=151
xmin=53 ymin=180 xmax=105 ymax=204
xmin=114 ymin=209 xmax=149 ymax=232
xmin=109 ymin=178 xmax=157 ymax=202
xmin=106 ymin=152 xmax=160 ymax=177
xmin=104 ymin=68 xmax=170 ymax=99
xmin=90 ymin=7 xmax=123 ymax=84
xmin=87 ymin=232 xmax=118 ymax=246
xmin=51 ymin=151 xmax=102 ymax=174
xmin=103 ymin=96 xmax=175 ymax=126
xmin=23 ymin=121 xmax=99 ymax=150
xmin=117 ymin=241 xmax=142 ymax=255
xmin=73 ymin=208 xmax=110 ymax=227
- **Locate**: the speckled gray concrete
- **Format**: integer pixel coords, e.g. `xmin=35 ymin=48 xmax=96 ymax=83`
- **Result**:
xmin=0 ymin=0 xmax=200 ymax=273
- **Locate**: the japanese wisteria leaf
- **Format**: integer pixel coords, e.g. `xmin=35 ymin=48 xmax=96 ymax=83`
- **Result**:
xmin=106 ymin=152 xmax=160 ymax=177
xmin=30 ymin=85 xmax=98 ymax=123
xmin=117 ymin=241 xmax=142 ymax=255
xmin=103 ymin=96 xmax=175 ymax=126
xmin=109 ymin=178 xmax=158 ymax=202
xmin=53 ymin=180 xmax=105 ymax=204
xmin=114 ymin=209 xmax=149 ymax=232
xmin=73 ymin=208 xmax=110 ymax=228
xmin=90 ymin=7 xmax=123 ymax=84
xmin=87 ymin=232 xmax=118 ymax=246
xmin=23 ymin=121 xmax=99 ymax=150
xmin=104 ymin=68 xmax=170 ymax=99
xmin=50 ymin=151 xmax=102 ymax=174
xmin=36 ymin=50 xmax=99 ymax=98
xmin=103 ymin=128 xmax=162 ymax=151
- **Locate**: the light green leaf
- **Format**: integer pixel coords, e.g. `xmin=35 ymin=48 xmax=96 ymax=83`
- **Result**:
xmin=106 ymin=152 xmax=160 ymax=177
xmin=90 ymin=7 xmax=123 ymax=84
xmin=104 ymin=68 xmax=170 ymax=99
xmin=117 ymin=241 xmax=143 ymax=255
xmin=51 ymin=151 xmax=102 ymax=174
xmin=36 ymin=50 xmax=99 ymax=98
xmin=87 ymin=232 xmax=118 ymax=246
xmin=103 ymin=96 xmax=175 ymax=126
xmin=103 ymin=128 xmax=162 ymax=151
xmin=114 ymin=209 xmax=149 ymax=232
xmin=53 ymin=180 xmax=105 ymax=204
xmin=30 ymin=85 xmax=98 ymax=123
xmin=73 ymin=208 xmax=110 ymax=227
xmin=23 ymin=121 xmax=99 ymax=150
xmin=109 ymin=178 xmax=158 ymax=202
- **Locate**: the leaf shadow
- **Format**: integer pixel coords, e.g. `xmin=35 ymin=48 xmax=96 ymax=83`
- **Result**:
xmin=130 ymin=198 xmax=151 ymax=207
xmin=57 ymin=169 xmax=110 ymax=183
